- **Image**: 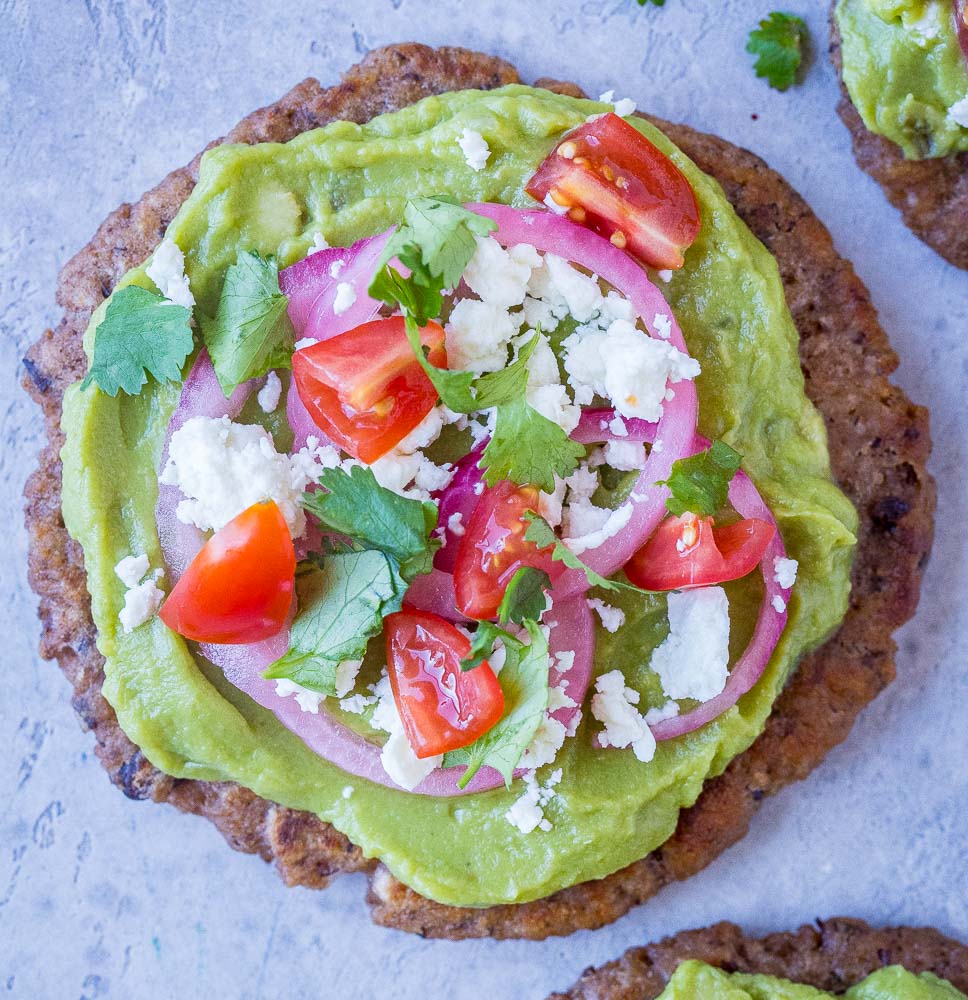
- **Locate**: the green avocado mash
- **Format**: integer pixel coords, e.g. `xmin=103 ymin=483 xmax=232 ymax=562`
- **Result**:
xmin=60 ymin=86 xmax=857 ymax=907
xmin=658 ymin=961 xmax=966 ymax=999
xmin=836 ymin=0 xmax=968 ymax=158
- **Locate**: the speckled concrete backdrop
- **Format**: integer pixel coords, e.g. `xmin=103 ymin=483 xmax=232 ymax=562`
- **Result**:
xmin=1 ymin=1 xmax=965 ymax=997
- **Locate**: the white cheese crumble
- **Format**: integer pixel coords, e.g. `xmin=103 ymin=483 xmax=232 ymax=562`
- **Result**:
xmin=650 ymin=587 xmax=731 ymax=702
xmin=547 ymin=682 xmax=577 ymax=712
xmin=563 ymin=500 xmax=633 ymax=555
xmin=340 ymin=692 xmax=377 ymax=715
xmin=161 ymin=416 xmax=342 ymax=538
xmin=146 ymin=237 xmax=195 ymax=310
xmin=335 ymin=658 xmax=363 ymax=699
xmin=504 ymin=769 xmax=562 ymax=834
xmin=309 ymin=232 xmax=330 ymax=253
xmin=598 ymin=89 xmax=615 ymax=103
xmin=657 ymin=269 xmax=673 ymax=283
xmin=446 ymin=298 xmax=518 ymax=373
xmin=772 ymin=556 xmax=799 ymax=590
xmin=463 ymin=236 xmax=533 ymax=308
xmin=367 ymin=406 xmax=454 ymax=502
xmin=613 ymin=97 xmax=636 ymax=117
xmin=114 ymin=553 xmax=150 ymax=589
xmin=257 ymin=371 xmax=282 ymax=413
xmin=772 ymin=595 xmax=787 ymax=614
xmin=342 ymin=786 xmax=355 ymax=799
xmin=588 ymin=598 xmax=626 ymax=634
xmin=653 ymin=312 xmax=672 ymax=341
xmin=456 ymin=127 xmax=491 ymax=171
xmin=328 ymin=258 xmax=346 ymax=279
xmin=543 ymin=191 xmax=570 ymax=216
xmin=332 ymin=282 xmax=356 ymax=315
xmin=520 ymin=715 xmax=568 ymax=770
xmin=370 ymin=676 xmax=442 ymax=791
xmin=447 ymin=512 xmax=466 ymax=537
xmin=603 ymin=440 xmax=646 ymax=471
xmin=590 ymin=670 xmax=657 ymax=763
xmin=274 ymin=679 xmax=325 ymax=714
xmin=949 ymin=95 xmax=968 ymax=128
xmin=294 ymin=336 xmax=315 ymax=350
xmin=115 ymin=554 xmax=164 ymax=633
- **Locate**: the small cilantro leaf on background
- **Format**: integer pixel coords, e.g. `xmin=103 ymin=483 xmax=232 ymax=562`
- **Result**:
xmin=637 ymin=0 xmax=666 ymax=6
xmin=444 ymin=620 xmax=550 ymax=788
xmin=301 ymin=465 xmax=440 ymax=581
xmin=658 ymin=440 xmax=742 ymax=517
xmin=460 ymin=619 xmax=517 ymax=673
xmin=200 ymin=250 xmax=294 ymax=397
xmin=497 ymin=567 xmax=552 ymax=626
xmin=80 ymin=285 xmax=193 ymax=396
xmin=263 ymin=551 xmax=404 ymax=696
xmin=746 ymin=12 xmax=808 ymax=92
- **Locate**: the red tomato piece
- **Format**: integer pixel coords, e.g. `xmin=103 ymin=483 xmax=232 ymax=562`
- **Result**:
xmin=384 ymin=609 xmax=505 ymax=758
xmin=624 ymin=513 xmax=775 ymax=592
xmin=525 ymin=112 xmax=701 ymax=270
xmin=292 ymin=316 xmax=446 ymax=464
xmin=159 ymin=500 xmax=296 ymax=644
xmin=453 ymin=480 xmax=564 ymax=621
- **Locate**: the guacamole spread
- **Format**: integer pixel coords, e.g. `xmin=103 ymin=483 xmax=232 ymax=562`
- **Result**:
xmin=60 ymin=85 xmax=857 ymax=907
xmin=659 ymin=961 xmax=966 ymax=999
xmin=837 ymin=0 xmax=968 ymax=158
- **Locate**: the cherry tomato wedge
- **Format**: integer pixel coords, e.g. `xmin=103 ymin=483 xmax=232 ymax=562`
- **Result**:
xmin=159 ymin=500 xmax=296 ymax=644
xmin=624 ymin=513 xmax=775 ymax=592
xmin=384 ymin=609 xmax=505 ymax=758
xmin=292 ymin=316 xmax=446 ymax=464
xmin=454 ymin=480 xmax=564 ymax=621
xmin=525 ymin=112 xmax=701 ymax=270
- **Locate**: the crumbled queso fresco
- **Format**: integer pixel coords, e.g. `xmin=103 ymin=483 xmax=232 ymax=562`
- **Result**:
xmin=145 ymin=237 xmax=195 ymax=311
xmin=114 ymin=554 xmax=164 ymax=634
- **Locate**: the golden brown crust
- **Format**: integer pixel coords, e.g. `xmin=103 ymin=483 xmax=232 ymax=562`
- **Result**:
xmin=549 ymin=918 xmax=968 ymax=999
xmin=829 ymin=12 xmax=968 ymax=270
xmin=23 ymin=44 xmax=935 ymax=939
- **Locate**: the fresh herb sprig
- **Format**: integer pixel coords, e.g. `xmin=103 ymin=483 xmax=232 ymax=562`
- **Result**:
xmin=746 ymin=11 xmax=809 ymax=92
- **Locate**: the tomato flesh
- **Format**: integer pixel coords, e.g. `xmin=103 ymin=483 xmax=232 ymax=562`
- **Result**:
xmin=624 ymin=513 xmax=775 ymax=591
xmin=160 ymin=500 xmax=296 ymax=644
xmin=454 ymin=480 xmax=564 ymax=621
xmin=293 ymin=316 xmax=446 ymax=464
xmin=525 ymin=112 xmax=701 ymax=269
xmin=384 ymin=609 xmax=505 ymax=758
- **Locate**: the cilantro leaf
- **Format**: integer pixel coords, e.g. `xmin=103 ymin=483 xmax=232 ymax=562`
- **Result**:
xmin=523 ymin=512 xmax=656 ymax=596
xmin=402 ymin=314 xmax=478 ymax=411
xmin=658 ymin=440 xmax=742 ymax=517
xmin=263 ymin=551 xmax=404 ymax=696
xmin=301 ymin=465 xmax=440 ymax=581
xmin=80 ymin=285 xmax=194 ymax=396
xmin=459 ymin=620 xmax=517 ymax=672
xmin=637 ymin=0 xmax=666 ymax=5
xmin=746 ymin=12 xmax=808 ymax=92
xmin=483 ymin=394 xmax=585 ymax=493
xmin=497 ymin=567 xmax=552 ymax=626
xmin=444 ymin=620 xmax=550 ymax=788
xmin=200 ymin=250 xmax=295 ymax=397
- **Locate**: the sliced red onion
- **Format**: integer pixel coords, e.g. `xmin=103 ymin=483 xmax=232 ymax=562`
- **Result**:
xmin=648 ymin=435 xmax=790 ymax=742
xmin=403 ymin=568 xmax=463 ymax=623
xmin=432 ymin=444 xmax=485 ymax=573
xmin=280 ymin=231 xmax=390 ymax=336
xmin=465 ymin=205 xmax=699 ymax=597
xmin=545 ymin=594 xmax=593 ymax=736
xmin=572 ymin=407 xmax=658 ymax=446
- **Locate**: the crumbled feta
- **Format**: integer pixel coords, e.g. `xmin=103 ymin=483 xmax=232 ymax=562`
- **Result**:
xmin=950 ymin=95 xmax=968 ymax=128
xmin=520 ymin=715 xmax=567 ymax=770
xmin=447 ymin=512 xmax=465 ymax=537
xmin=146 ymin=237 xmax=195 ymax=310
xmin=371 ymin=676 xmax=442 ymax=791
xmin=114 ymin=553 xmax=150 ymax=588
xmin=657 ymin=269 xmax=673 ymax=283
xmin=332 ymin=282 xmax=356 ymax=315
xmin=653 ymin=313 xmax=672 ymax=341
xmin=644 ymin=700 xmax=680 ymax=726
xmin=563 ymin=319 xmax=699 ymax=422
xmin=257 ymin=371 xmax=282 ymax=413
xmin=772 ymin=595 xmax=787 ymax=614
xmin=772 ymin=556 xmax=799 ymax=590
xmin=553 ymin=649 xmax=576 ymax=675
xmin=294 ymin=336 xmax=315 ymax=350
xmin=563 ymin=500 xmax=633 ymax=555
xmin=505 ymin=769 xmax=561 ymax=834
xmin=445 ymin=297 xmax=517 ymax=373
xmin=161 ymin=415 xmax=342 ymax=538
xmin=341 ymin=785 xmax=354 ymax=799
xmin=598 ymin=89 xmax=615 ymax=103
xmin=588 ymin=598 xmax=626 ymax=634
xmin=328 ymin=259 xmax=346 ymax=280
xmin=544 ymin=254 xmax=604 ymax=322
xmin=547 ymin=682 xmax=577 ymax=713
xmin=463 ymin=237 xmax=534 ymax=308
xmin=274 ymin=679 xmax=325 ymax=714
xmin=457 ymin=127 xmax=491 ymax=171
xmin=613 ymin=97 xmax=636 ymax=117
xmin=604 ymin=440 xmax=646 ymax=471
xmin=339 ymin=693 xmax=377 ymax=715
xmin=310 ymin=232 xmax=330 ymax=253
xmin=367 ymin=407 xmax=454 ymax=501
xmin=118 ymin=575 xmax=165 ymax=634
xmin=590 ymin=670 xmax=657 ymax=763
xmin=650 ymin=587 xmax=731 ymax=702
xmin=608 ymin=415 xmax=628 ymax=437
xmin=539 ymin=476 xmax=567 ymax=528
xmin=334 ymin=658 xmax=363 ymax=699
xmin=528 ymin=383 xmax=581 ymax=434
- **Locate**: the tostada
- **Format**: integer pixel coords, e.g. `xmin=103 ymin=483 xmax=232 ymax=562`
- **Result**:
xmin=24 ymin=44 xmax=935 ymax=939
xmin=550 ymin=918 xmax=968 ymax=998
xmin=831 ymin=0 xmax=968 ymax=268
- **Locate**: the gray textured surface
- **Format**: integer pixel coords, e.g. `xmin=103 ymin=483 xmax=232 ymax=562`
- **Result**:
xmin=1 ymin=1 xmax=966 ymax=998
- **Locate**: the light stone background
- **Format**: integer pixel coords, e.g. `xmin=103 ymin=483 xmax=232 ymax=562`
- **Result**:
xmin=1 ymin=1 xmax=966 ymax=997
